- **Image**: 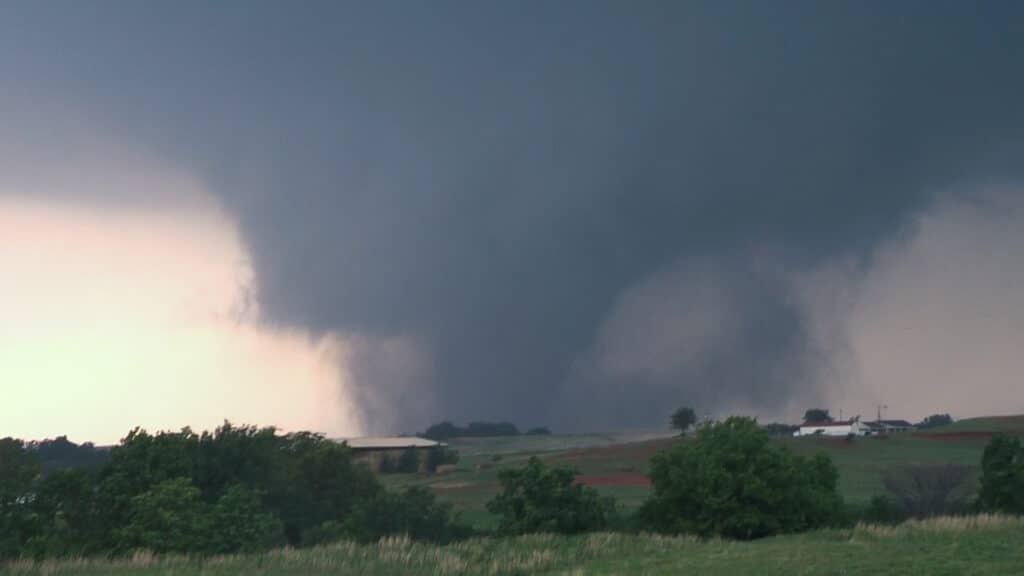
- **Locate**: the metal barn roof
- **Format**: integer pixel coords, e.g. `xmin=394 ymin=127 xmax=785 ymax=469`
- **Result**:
xmin=340 ymin=436 xmax=445 ymax=449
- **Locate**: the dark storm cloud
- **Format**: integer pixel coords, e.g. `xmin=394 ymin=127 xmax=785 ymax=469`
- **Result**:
xmin=5 ymin=1 xmax=1024 ymax=431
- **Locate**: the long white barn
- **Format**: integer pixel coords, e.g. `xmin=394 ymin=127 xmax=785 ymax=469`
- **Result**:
xmin=793 ymin=420 xmax=870 ymax=437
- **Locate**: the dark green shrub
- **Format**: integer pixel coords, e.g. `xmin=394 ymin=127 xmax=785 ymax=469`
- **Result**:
xmin=207 ymin=485 xmax=284 ymax=554
xmin=426 ymin=447 xmax=459 ymax=473
xmin=117 ymin=477 xmax=210 ymax=554
xmin=396 ymin=448 xmax=421 ymax=474
xmin=486 ymin=457 xmax=615 ymax=535
xmin=882 ymin=465 xmax=971 ymax=518
xmin=862 ymin=495 xmax=907 ymax=525
xmin=342 ymin=487 xmax=471 ymax=544
xmin=978 ymin=434 xmax=1024 ymax=514
xmin=24 ymin=469 xmax=100 ymax=558
xmin=640 ymin=417 xmax=845 ymax=539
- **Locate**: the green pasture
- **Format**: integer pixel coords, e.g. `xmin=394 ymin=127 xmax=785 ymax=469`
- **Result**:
xmin=383 ymin=416 xmax=1024 ymax=530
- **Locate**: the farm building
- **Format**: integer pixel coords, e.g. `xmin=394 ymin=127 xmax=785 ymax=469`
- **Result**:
xmin=340 ymin=436 xmax=448 ymax=473
xmin=862 ymin=420 xmax=915 ymax=435
xmin=876 ymin=419 xmax=915 ymax=433
xmin=793 ymin=419 xmax=870 ymax=437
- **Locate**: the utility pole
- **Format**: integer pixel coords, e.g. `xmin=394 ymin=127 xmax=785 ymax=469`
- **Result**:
xmin=876 ymin=404 xmax=888 ymax=423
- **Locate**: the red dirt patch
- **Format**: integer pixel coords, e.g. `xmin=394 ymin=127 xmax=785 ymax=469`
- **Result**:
xmin=574 ymin=475 xmax=651 ymax=487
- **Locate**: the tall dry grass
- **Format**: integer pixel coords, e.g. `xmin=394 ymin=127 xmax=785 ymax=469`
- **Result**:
xmin=855 ymin=513 xmax=1023 ymax=537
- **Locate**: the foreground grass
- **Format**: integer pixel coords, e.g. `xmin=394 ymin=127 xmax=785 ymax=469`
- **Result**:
xmin=6 ymin=515 xmax=1022 ymax=576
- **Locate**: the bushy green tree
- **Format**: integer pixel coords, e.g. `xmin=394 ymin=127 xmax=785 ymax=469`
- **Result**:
xmin=207 ymin=485 xmax=284 ymax=554
xmin=264 ymin=431 xmax=382 ymax=545
xmin=2 ymin=423 xmax=470 ymax=560
xmin=978 ymin=434 xmax=1024 ymax=514
xmin=25 ymin=469 xmax=100 ymax=558
xmin=640 ymin=417 xmax=845 ymax=539
xmin=340 ymin=487 xmax=469 ymax=544
xmin=0 ymin=438 xmax=41 ymax=560
xmin=118 ymin=477 xmax=210 ymax=554
xmin=486 ymin=457 xmax=615 ymax=535
xmin=804 ymin=409 xmax=832 ymax=423
xmin=670 ymin=407 xmax=697 ymax=434
xmin=93 ymin=427 xmax=200 ymax=551
xmin=917 ymin=414 xmax=954 ymax=429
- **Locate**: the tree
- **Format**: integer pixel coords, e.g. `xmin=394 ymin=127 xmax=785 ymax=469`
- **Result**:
xmin=27 ymin=436 xmax=109 ymax=472
xmin=0 ymin=438 xmax=42 ymax=560
xmin=423 ymin=421 xmax=521 ymax=440
xmin=804 ymin=409 xmax=832 ymax=423
xmin=26 ymin=469 xmax=100 ymax=558
xmin=670 ymin=407 xmax=697 ymax=434
xmin=486 ymin=457 xmax=615 ymax=535
xmin=95 ymin=423 xmax=382 ymax=549
xmin=640 ymin=417 xmax=845 ymax=539
xmin=978 ymin=434 xmax=1024 ymax=514
xmin=339 ymin=487 xmax=469 ymax=544
xmin=423 ymin=421 xmax=461 ymax=441
xmin=207 ymin=485 xmax=284 ymax=554
xmin=117 ymin=477 xmax=210 ymax=554
xmin=917 ymin=414 xmax=954 ymax=429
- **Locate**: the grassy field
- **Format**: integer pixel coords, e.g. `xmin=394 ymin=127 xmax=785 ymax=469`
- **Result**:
xmin=382 ymin=417 xmax=1024 ymax=530
xmin=919 ymin=414 xmax=1024 ymax=435
xmin=5 ymin=516 xmax=1022 ymax=575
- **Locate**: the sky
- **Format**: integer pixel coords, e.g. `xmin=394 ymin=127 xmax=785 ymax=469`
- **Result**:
xmin=2 ymin=1 xmax=1024 ymax=443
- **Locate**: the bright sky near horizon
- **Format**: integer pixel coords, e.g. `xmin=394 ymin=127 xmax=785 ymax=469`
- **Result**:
xmin=0 ymin=184 xmax=363 ymax=444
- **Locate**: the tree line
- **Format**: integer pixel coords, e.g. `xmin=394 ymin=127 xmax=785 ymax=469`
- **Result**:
xmin=3 ymin=416 xmax=1022 ymax=563
xmin=0 ymin=424 xmax=466 ymax=561
xmin=421 ymin=421 xmax=550 ymax=441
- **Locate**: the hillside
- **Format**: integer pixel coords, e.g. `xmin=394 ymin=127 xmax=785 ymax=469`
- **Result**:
xmin=383 ymin=422 xmax=1009 ymax=530
xmin=918 ymin=414 xmax=1024 ymax=437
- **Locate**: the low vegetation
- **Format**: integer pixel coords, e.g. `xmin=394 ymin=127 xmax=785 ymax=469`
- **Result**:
xmin=486 ymin=458 xmax=615 ymax=535
xmin=978 ymin=434 xmax=1024 ymax=514
xmin=4 ymin=516 xmax=1023 ymax=575
xmin=641 ymin=417 xmax=845 ymax=538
